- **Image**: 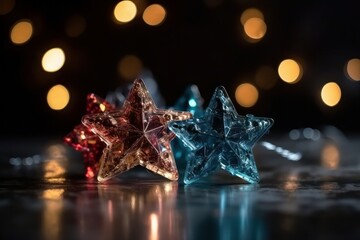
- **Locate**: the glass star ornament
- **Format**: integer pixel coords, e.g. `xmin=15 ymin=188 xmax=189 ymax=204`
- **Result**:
xmin=170 ymin=84 xmax=205 ymax=168
xmin=168 ymin=86 xmax=274 ymax=184
xmin=82 ymin=79 xmax=193 ymax=182
xmin=64 ymin=93 xmax=116 ymax=178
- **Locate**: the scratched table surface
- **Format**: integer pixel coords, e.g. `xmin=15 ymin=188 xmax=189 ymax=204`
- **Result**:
xmin=1 ymin=128 xmax=360 ymax=240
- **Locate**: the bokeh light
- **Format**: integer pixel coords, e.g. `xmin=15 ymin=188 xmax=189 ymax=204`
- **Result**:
xmin=2 ymin=0 xmax=360 ymax=139
xmin=321 ymin=143 xmax=340 ymax=169
xmin=278 ymin=59 xmax=302 ymax=84
xmin=282 ymin=174 xmax=299 ymax=192
xmin=235 ymin=83 xmax=259 ymax=108
xmin=10 ymin=19 xmax=33 ymax=45
xmin=240 ymin=8 xmax=264 ymax=25
xmin=0 ymin=0 xmax=15 ymax=15
xmin=114 ymin=0 xmax=137 ymax=23
xmin=321 ymin=82 xmax=341 ymax=107
xmin=143 ymin=4 xmax=166 ymax=26
xmin=41 ymin=48 xmax=66 ymax=72
xmin=47 ymin=84 xmax=70 ymax=110
xmin=42 ymin=188 xmax=64 ymax=200
xmin=345 ymin=58 xmax=360 ymax=81
xmin=118 ymin=54 xmax=143 ymax=80
xmin=243 ymin=17 xmax=267 ymax=41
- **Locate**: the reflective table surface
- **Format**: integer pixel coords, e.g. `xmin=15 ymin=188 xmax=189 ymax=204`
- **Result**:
xmin=1 ymin=129 xmax=360 ymax=240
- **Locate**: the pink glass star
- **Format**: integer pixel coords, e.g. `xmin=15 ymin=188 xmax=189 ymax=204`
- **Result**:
xmin=81 ymin=79 xmax=192 ymax=182
xmin=64 ymin=93 xmax=116 ymax=178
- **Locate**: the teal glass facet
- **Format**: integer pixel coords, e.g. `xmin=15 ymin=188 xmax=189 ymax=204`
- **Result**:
xmin=170 ymin=85 xmax=205 ymax=168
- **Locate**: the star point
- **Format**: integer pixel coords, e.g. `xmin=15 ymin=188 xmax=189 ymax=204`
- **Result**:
xmin=82 ymin=79 xmax=192 ymax=182
xmin=168 ymin=86 xmax=274 ymax=184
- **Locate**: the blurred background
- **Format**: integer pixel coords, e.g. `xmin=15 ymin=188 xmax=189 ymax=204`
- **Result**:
xmin=0 ymin=0 xmax=359 ymax=138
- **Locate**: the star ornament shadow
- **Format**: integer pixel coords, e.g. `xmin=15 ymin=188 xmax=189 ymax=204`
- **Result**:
xmin=168 ymin=86 xmax=274 ymax=185
xmin=81 ymin=79 xmax=192 ymax=182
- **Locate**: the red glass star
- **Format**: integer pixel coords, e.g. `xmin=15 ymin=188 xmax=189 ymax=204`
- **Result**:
xmin=81 ymin=79 xmax=192 ymax=182
xmin=64 ymin=93 xmax=116 ymax=178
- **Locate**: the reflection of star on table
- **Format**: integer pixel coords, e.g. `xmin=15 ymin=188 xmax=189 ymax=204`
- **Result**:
xmin=64 ymin=94 xmax=116 ymax=178
xmin=168 ymin=86 xmax=274 ymax=184
xmin=82 ymin=79 xmax=192 ymax=182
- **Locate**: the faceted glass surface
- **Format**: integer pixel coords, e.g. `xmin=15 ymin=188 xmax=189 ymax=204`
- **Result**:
xmin=170 ymin=85 xmax=205 ymax=169
xmin=168 ymin=86 xmax=274 ymax=184
xmin=64 ymin=93 xmax=116 ymax=178
xmin=82 ymin=79 xmax=192 ymax=182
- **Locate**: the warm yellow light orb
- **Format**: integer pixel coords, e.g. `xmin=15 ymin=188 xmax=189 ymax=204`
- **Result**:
xmin=278 ymin=59 xmax=302 ymax=84
xmin=321 ymin=82 xmax=341 ymax=107
xmin=42 ymin=48 xmax=66 ymax=72
xmin=235 ymin=83 xmax=259 ymax=108
xmin=143 ymin=4 xmax=166 ymax=26
xmin=114 ymin=1 xmax=137 ymax=23
xmin=10 ymin=20 xmax=33 ymax=45
xmin=47 ymin=84 xmax=70 ymax=110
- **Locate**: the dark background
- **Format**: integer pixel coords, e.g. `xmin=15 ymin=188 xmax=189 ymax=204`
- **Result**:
xmin=1 ymin=0 xmax=359 ymax=138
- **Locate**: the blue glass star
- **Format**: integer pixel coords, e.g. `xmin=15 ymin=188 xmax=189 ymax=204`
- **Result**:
xmin=168 ymin=86 xmax=274 ymax=184
xmin=170 ymin=85 xmax=205 ymax=166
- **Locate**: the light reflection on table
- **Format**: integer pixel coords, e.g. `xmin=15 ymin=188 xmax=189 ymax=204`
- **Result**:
xmin=1 ymin=135 xmax=360 ymax=240
xmin=37 ymin=177 xmax=268 ymax=240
